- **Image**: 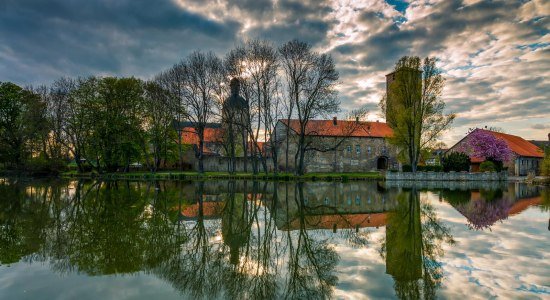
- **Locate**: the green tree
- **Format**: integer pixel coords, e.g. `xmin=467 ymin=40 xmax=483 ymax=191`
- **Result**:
xmin=381 ymin=57 xmax=455 ymax=172
xmin=87 ymin=77 xmax=145 ymax=172
xmin=142 ymin=80 xmax=179 ymax=172
xmin=0 ymin=82 xmax=49 ymax=169
xmin=442 ymin=152 xmax=470 ymax=172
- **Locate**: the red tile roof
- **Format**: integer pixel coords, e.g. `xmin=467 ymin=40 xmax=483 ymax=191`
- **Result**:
xmin=480 ymin=129 xmax=544 ymax=158
xmin=281 ymin=119 xmax=393 ymax=138
xmin=181 ymin=127 xmax=224 ymax=145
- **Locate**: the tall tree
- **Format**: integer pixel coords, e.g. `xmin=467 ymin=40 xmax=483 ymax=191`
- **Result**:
xmin=225 ymin=40 xmax=281 ymax=174
xmin=279 ymin=40 xmax=340 ymax=175
xmin=143 ymin=80 xmax=178 ymax=172
xmin=0 ymin=82 xmax=48 ymax=169
xmin=380 ymin=56 xmax=455 ymax=172
xmin=87 ymin=77 xmax=145 ymax=172
xmin=180 ymin=51 xmax=225 ymax=173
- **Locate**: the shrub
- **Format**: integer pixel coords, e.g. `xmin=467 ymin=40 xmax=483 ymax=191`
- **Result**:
xmin=442 ymin=152 xmax=470 ymax=172
xmin=541 ymin=155 xmax=550 ymax=176
xmin=479 ymin=161 xmax=496 ymax=172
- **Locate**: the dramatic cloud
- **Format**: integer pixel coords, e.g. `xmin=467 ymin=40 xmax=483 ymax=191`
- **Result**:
xmin=0 ymin=0 xmax=548 ymax=144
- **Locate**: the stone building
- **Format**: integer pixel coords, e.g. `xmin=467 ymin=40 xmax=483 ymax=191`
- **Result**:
xmin=448 ymin=129 xmax=544 ymax=176
xmin=273 ymin=118 xmax=399 ymax=173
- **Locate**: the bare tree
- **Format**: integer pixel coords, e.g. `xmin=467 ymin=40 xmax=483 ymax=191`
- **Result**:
xmin=279 ymin=40 xmax=340 ymax=175
xmin=225 ymin=40 xmax=281 ymax=174
xmin=180 ymin=51 xmax=225 ymax=173
xmin=156 ymin=65 xmax=187 ymax=170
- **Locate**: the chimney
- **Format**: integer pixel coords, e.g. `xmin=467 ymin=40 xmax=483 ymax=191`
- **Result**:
xmin=355 ymin=116 xmax=359 ymax=124
xmin=333 ymin=116 xmax=337 ymax=126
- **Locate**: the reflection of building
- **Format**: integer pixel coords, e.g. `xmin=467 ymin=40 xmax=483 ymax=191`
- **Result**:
xmin=273 ymin=182 xmax=399 ymax=231
xmin=445 ymin=184 xmax=543 ymax=230
xmin=279 ymin=213 xmax=388 ymax=231
xmin=448 ymin=129 xmax=544 ymax=176
xmin=274 ymin=119 xmax=399 ymax=172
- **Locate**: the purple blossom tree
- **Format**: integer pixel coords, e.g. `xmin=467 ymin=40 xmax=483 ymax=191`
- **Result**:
xmin=458 ymin=129 xmax=514 ymax=162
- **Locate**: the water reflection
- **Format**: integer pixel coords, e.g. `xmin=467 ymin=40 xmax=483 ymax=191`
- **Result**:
xmin=0 ymin=179 xmax=547 ymax=299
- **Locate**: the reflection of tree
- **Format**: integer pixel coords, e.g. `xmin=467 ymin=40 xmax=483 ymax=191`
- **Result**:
xmin=0 ymin=181 xmax=52 ymax=265
xmin=382 ymin=188 xmax=454 ymax=300
xmin=283 ymin=182 xmax=339 ymax=299
xmin=450 ymin=189 xmax=512 ymax=231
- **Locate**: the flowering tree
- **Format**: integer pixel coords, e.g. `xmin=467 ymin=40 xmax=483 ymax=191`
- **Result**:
xmin=458 ymin=129 xmax=514 ymax=162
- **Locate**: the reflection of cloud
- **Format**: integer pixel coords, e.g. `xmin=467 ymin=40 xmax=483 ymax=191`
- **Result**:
xmin=430 ymin=193 xmax=550 ymax=299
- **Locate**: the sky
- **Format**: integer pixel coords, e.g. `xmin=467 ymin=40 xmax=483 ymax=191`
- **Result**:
xmin=0 ymin=0 xmax=549 ymax=146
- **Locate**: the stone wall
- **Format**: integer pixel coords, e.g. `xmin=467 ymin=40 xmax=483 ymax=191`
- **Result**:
xmin=196 ymin=156 xmax=274 ymax=172
xmin=385 ymin=171 xmax=508 ymax=181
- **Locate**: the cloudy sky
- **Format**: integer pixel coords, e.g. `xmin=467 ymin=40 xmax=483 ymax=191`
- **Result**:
xmin=1 ymin=0 xmax=548 ymax=145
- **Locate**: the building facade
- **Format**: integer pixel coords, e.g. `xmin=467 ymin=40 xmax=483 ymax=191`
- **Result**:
xmin=274 ymin=118 xmax=399 ymax=173
xmin=448 ymin=129 xmax=544 ymax=176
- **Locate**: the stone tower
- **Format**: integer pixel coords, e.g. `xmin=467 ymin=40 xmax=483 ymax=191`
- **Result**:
xmin=385 ymin=68 xmax=422 ymax=126
xmin=222 ymin=78 xmax=248 ymax=170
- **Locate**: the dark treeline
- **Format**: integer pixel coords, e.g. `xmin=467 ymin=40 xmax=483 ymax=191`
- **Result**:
xmin=0 ymin=39 xmax=355 ymax=175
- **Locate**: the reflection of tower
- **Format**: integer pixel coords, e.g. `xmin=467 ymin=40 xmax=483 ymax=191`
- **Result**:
xmin=385 ymin=191 xmax=423 ymax=282
xmin=221 ymin=182 xmax=250 ymax=265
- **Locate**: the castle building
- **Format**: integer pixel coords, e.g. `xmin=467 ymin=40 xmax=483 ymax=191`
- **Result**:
xmin=274 ymin=118 xmax=399 ymax=172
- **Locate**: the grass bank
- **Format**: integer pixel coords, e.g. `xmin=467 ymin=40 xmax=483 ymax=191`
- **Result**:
xmin=60 ymin=170 xmax=383 ymax=181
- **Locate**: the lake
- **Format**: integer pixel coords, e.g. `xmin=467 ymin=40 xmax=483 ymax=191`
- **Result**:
xmin=0 ymin=179 xmax=548 ymax=299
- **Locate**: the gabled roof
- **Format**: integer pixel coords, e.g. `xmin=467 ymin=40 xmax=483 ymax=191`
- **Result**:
xmin=280 ymin=119 xmax=393 ymax=138
xmin=480 ymin=129 xmax=544 ymax=158
xmin=181 ymin=127 xmax=224 ymax=145
xmin=449 ymin=129 xmax=544 ymax=159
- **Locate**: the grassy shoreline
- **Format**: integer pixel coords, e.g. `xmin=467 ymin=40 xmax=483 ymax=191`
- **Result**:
xmin=60 ymin=170 xmax=384 ymax=181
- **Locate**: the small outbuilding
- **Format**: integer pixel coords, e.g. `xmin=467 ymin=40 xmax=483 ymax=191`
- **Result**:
xmin=448 ymin=129 xmax=544 ymax=176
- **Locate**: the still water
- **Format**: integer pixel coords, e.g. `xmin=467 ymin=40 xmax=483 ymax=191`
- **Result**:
xmin=0 ymin=179 xmax=548 ymax=300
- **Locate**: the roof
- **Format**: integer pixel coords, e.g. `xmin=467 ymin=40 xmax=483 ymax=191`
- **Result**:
xmin=181 ymin=127 xmax=224 ymax=145
xmin=481 ymin=129 xmax=544 ymax=158
xmin=280 ymin=119 xmax=393 ymax=138
xmin=449 ymin=128 xmax=544 ymax=159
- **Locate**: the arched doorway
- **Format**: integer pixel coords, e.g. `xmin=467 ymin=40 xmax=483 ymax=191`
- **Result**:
xmin=377 ymin=156 xmax=388 ymax=170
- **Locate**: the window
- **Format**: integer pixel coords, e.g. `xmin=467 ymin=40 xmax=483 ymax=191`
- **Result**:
xmin=347 ymin=197 xmax=352 ymax=205
xmin=324 ymin=197 xmax=330 ymax=205
xmin=367 ymin=146 xmax=372 ymax=155
xmin=347 ymin=145 xmax=352 ymax=154
xmin=355 ymin=195 xmax=361 ymax=205
xmin=356 ymin=145 xmax=361 ymax=155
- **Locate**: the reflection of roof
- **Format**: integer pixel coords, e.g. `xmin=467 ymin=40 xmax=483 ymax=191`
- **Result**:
xmin=478 ymin=129 xmax=543 ymax=158
xmin=280 ymin=119 xmax=393 ymax=138
xmin=179 ymin=201 xmax=225 ymax=220
xmin=279 ymin=213 xmax=387 ymax=231
xmin=508 ymin=196 xmax=542 ymax=216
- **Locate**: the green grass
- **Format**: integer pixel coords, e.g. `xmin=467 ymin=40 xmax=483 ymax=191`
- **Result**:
xmin=60 ymin=170 xmax=383 ymax=181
